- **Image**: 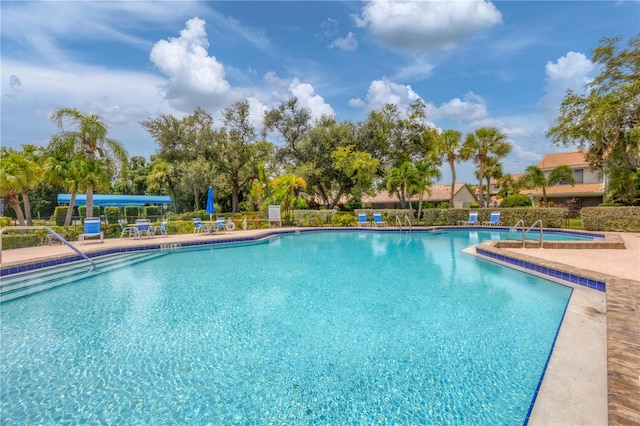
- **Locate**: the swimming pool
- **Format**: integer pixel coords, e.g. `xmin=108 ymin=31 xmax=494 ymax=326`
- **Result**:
xmin=1 ymin=231 xmax=573 ymax=424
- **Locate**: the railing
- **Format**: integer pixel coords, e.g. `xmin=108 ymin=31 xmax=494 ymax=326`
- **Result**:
xmin=0 ymin=226 xmax=96 ymax=271
xmin=523 ymin=219 xmax=544 ymax=248
xmin=509 ymin=219 xmax=525 ymax=234
xmin=395 ymin=215 xmax=413 ymax=233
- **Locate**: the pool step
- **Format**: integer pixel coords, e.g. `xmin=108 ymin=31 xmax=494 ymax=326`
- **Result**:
xmin=0 ymin=251 xmax=167 ymax=303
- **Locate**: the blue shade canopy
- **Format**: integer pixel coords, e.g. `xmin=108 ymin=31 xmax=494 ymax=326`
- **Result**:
xmin=206 ymin=187 xmax=215 ymax=215
xmin=57 ymin=194 xmax=172 ymax=207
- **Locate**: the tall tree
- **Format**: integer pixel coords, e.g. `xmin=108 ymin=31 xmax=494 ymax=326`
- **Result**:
xmin=437 ymin=129 xmax=463 ymax=207
xmin=263 ymin=97 xmax=313 ymax=165
xmin=461 ymin=127 xmax=512 ymax=207
xmin=49 ymin=107 xmax=128 ymax=216
xmin=521 ymin=165 xmax=575 ymax=206
xmin=410 ymin=160 xmax=441 ymax=220
xmin=218 ymin=100 xmax=270 ymax=212
xmin=547 ymin=35 xmax=640 ymax=205
xmin=43 ymin=154 xmax=91 ymax=226
xmin=386 ymin=161 xmax=417 ymax=209
xmin=0 ymin=148 xmax=28 ymax=225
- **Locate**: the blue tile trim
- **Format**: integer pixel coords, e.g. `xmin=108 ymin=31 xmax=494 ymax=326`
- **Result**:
xmin=523 ymin=288 xmax=572 ymax=425
xmin=475 ymin=248 xmax=606 ymax=292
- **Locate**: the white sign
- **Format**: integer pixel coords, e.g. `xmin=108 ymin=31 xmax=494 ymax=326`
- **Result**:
xmin=268 ymin=205 xmax=281 ymax=227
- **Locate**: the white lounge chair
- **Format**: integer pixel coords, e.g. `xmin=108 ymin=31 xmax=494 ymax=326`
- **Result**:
xmin=134 ymin=219 xmax=153 ymax=239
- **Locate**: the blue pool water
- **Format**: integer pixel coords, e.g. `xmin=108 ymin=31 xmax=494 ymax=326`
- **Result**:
xmin=1 ymin=231 xmax=572 ymax=424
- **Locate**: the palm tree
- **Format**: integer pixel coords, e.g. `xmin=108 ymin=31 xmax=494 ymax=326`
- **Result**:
xmin=522 ymin=165 xmax=575 ymax=206
xmin=411 ymin=160 xmax=442 ymax=220
xmin=0 ymin=149 xmax=27 ymax=225
xmin=269 ymin=173 xmax=307 ymax=223
xmin=386 ymin=161 xmax=417 ymax=209
xmin=461 ymin=127 xmax=511 ymax=207
xmin=437 ymin=130 xmax=463 ymax=207
xmin=48 ymin=107 xmax=128 ymax=216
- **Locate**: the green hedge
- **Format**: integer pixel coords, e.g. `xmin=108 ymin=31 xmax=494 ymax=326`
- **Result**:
xmin=78 ymin=206 xmax=100 ymax=218
xmin=104 ymin=207 xmax=120 ymax=224
xmin=355 ymin=209 xmax=415 ymax=225
xmin=292 ymin=209 xmax=338 ymax=226
xmin=1 ymin=234 xmax=42 ymax=249
xmin=421 ymin=208 xmax=565 ymax=228
xmin=581 ymin=206 xmax=640 ymax=232
xmin=53 ymin=207 xmax=68 ymax=226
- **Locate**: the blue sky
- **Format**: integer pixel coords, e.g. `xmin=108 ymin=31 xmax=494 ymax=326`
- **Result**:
xmin=2 ymin=1 xmax=638 ymax=183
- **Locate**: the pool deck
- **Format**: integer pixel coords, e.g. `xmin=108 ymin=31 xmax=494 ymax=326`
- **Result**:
xmin=1 ymin=228 xmax=639 ymax=425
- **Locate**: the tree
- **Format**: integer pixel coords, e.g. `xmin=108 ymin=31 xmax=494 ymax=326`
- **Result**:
xmin=331 ymin=145 xmax=380 ymax=205
xmin=217 ymin=100 xmax=269 ymax=212
xmin=0 ymin=148 xmax=27 ymax=225
xmin=521 ymin=165 xmax=575 ymax=206
xmin=496 ymin=173 xmax=523 ymax=199
xmin=461 ymin=127 xmax=512 ymax=207
xmin=268 ymin=173 xmax=307 ymax=223
xmin=547 ymin=35 xmax=640 ymax=205
xmin=386 ymin=161 xmax=417 ymax=209
xmin=3 ymin=146 xmax=43 ymax=225
xmin=263 ymin=97 xmax=313 ymax=165
xmin=437 ymin=129 xmax=463 ymax=207
xmin=410 ymin=160 xmax=441 ymax=220
xmin=43 ymin=154 xmax=91 ymax=226
xmin=49 ymin=107 xmax=128 ymax=216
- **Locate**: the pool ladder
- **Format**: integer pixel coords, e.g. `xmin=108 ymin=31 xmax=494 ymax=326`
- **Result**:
xmin=395 ymin=214 xmax=412 ymax=233
xmin=508 ymin=219 xmax=543 ymax=248
xmin=0 ymin=226 xmax=96 ymax=271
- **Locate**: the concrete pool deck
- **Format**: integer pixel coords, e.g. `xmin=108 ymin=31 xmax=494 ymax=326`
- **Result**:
xmin=1 ymin=228 xmax=639 ymax=424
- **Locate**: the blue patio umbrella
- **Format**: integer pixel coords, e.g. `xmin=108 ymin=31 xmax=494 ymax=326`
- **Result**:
xmin=206 ymin=186 xmax=215 ymax=221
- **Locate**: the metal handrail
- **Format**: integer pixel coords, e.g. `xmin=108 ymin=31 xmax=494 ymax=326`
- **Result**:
xmin=523 ymin=219 xmax=543 ymax=248
xmin=509 ymin=219 xmax=525 ymax=234
xmin=395 ymin=215 xmax=403 ymax=231
xmin=404 ymin=214 xmax=412 ymax=233
xmin=1 ymin=226 xmax=96 ymax=271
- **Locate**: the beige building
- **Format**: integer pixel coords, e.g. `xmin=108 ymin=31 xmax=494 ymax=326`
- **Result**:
xmin=521 ymin=150 xmax=605 ymax=207
xmin=363 ymin=183 xmax=477 ymax=209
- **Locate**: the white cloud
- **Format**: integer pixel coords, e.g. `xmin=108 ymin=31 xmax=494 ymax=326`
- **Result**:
xmin=394 ymin=56 xmax=435 ymax=81
xmin=1 ymin=59 xmax=174 ymax=155
xmin=349 ymin=98 xmax=366 ymax=108
xmin=538 ymin=51 xmax=594 ymax=121
xmin=330 ymin=32 xmax=358 ymax=52
xmin=354 ymin=78 xmax=420 ymax=111
xmin=149 ymin=17 xmax=236 ymax=112
xmin=430 ymin=92 xmax=488 ymax=121
xmin=289 ymin=78 xmax=335 ymax=120
xmin=355 ymin=0 xmax=502 ymax=51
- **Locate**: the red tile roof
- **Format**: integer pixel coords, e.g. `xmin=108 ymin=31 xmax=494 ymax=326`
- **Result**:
xmin=537 ymin=150 xmax=589 ymax=169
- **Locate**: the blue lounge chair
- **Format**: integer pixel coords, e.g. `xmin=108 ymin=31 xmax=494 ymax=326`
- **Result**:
xmin=372 ymin=212 xmax=387 ymax=227
xmin=192 ymin=218 xmax=210 ymax=234
xmin=482 ymin=211 xmax=502 ymax=226
xmin=357 ymin=212 xmax=370 ymax=227
xmin=457 ymin=211 xmax=479 ymax=226
xmin=134 ymin=219 xmax=153 ymax=239
xmin=213 ymin=218 xmax=226 ymax=232
xmin=79 ymin=217 xmax=104 ymax=244
xmin=152 ymin=219 xmax=168 ymax=236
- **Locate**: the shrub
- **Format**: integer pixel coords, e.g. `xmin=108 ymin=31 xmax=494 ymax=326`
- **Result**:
xmin=1 ymin=234 xmax=41 ymax=249
xmin=53 ymin=207 xmax=68 ymax=226
xmin=144 ymin=206 xmax=161 ymax=220
xmin=293 ymin=209 xmax=336 ymax=226
xmin=332 ymin=213 xmax=357 ymax=227
xmin=500 ymin=194 xmax=532 ymax=208
xmin=123 ymin=206 xmax=140 ymax=222
xmin=78 ymin=206 xmax=100 ymax=218
xmin=104 ymin=207 xmax=120 ymax=224
xmin=581 ymin=206 xmax=640 ymax=231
